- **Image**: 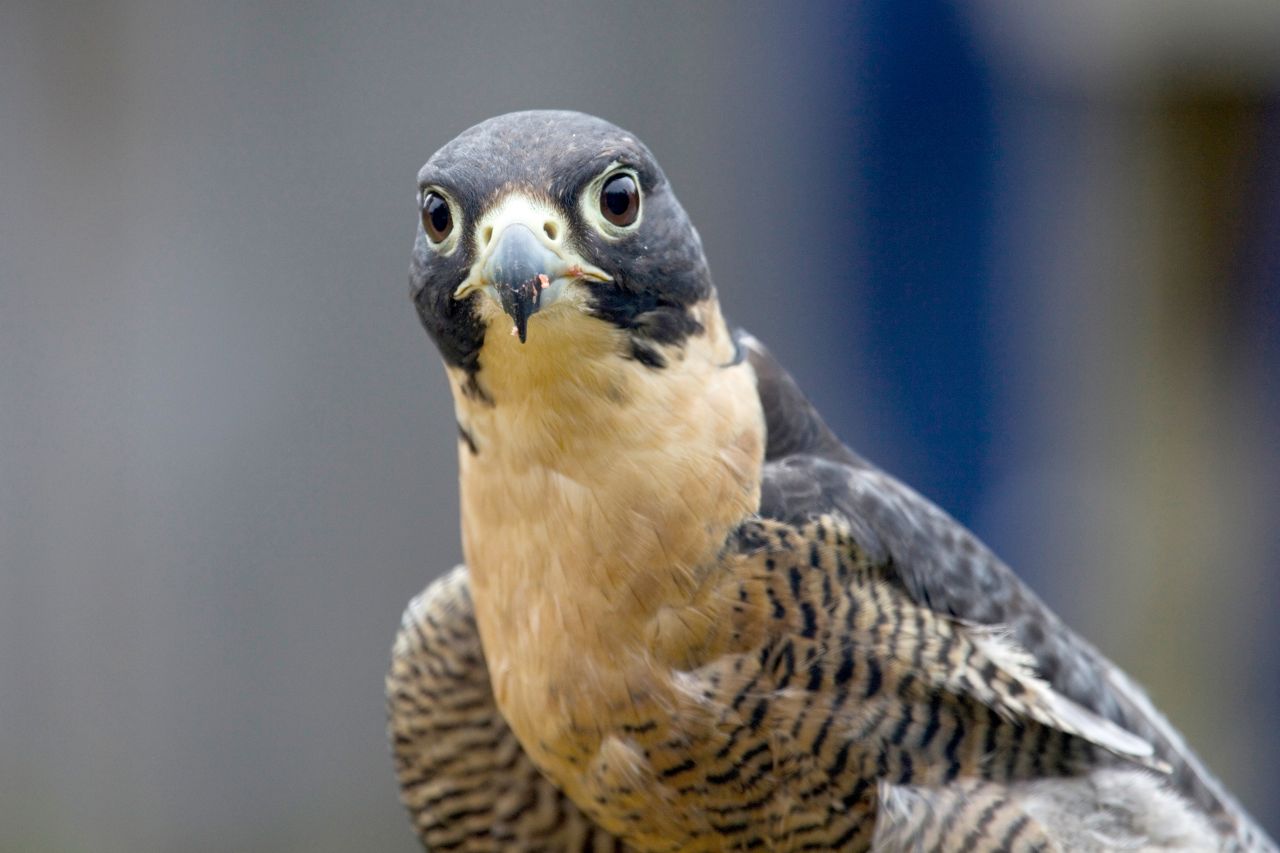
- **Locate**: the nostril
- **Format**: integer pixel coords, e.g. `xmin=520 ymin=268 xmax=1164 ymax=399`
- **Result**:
xmin=482 ymin=226 xmax=493 ymax=247
xmin=543 ymin=221 xmax=559 ymax=241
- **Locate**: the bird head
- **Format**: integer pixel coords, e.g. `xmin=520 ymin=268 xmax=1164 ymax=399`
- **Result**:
xmin=410 ymin=111 xmax=717 ymax=399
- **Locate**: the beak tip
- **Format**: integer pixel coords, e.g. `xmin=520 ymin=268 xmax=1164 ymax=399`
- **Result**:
xmin=499 ymin=282 xmax=536 ymax=344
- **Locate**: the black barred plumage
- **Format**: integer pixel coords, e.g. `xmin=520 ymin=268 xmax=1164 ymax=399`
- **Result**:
xmin=390 ymin=111 xmax=1275 ymax=851
xmin=388 ymin=568 xmax=631 ymax=853
xmin=390 ymin=513 xmax=1232 ymax=850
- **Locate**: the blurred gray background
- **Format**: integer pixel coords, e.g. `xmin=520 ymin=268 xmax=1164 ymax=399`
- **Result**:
xmin=2 ymin=2 xmax=1278 ymax=850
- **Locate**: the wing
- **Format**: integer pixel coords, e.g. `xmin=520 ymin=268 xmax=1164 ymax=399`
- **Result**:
xmin=387 ymin=566 xmax=630 ymax=852
xmin=871 ymin=769 xmax=1217 ymax=852
xmin=744 ymin=334 xmax=1272 ymax=850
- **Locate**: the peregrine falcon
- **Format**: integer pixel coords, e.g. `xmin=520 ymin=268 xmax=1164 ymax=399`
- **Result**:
xmin=387 ymin=110 xmax=1275 ymax=852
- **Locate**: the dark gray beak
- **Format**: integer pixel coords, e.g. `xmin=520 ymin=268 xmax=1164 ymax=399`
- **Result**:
xmin=451 ymin=215 xmax=611 ymax=344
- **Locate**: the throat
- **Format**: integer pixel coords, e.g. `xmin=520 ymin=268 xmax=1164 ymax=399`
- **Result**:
xmin=447 ymin=302 xmax=764 ymax=736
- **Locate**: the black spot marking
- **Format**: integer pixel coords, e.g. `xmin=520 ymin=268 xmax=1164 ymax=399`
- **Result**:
xmin=457 ymin=423 xmax=478 ymax=455
xmin=834 ymin=648 xmax=854 ymax=685
xmin=806 ymin=661 xmax=824 ymax=692
xmin=943 ymin=713 xmax=966 ymax=783
xmin=748 ymin=699 xmax=769 ymax=731
xmin=897 ymin=751 xmax=914 ymax=784
xmin=920 ymin=691 xmax=943 ymax=749
xmin=628 ymin=339 xmax=667 ymax=369
xmin=659 ymin=758 xmax=696 ymax=779
xmin=799 ymin=602 xmax=817 ymax=639
xmin=587 ymin=288 xmax=704 ymax=347
xmin=863 ymin=659 xmax=882 ymax=698
xmin=774 ymin=642 xmax=796 ymax=688
xmin=460 ymin=373 xmax=493 ymax=406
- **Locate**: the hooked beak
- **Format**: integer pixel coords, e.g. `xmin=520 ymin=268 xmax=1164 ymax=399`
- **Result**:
xmin=453 ymin=222 xmax=610 ymax=343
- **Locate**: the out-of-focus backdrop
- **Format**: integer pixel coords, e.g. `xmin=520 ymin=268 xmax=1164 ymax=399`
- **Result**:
xmin=3 ymin=2 xmax=1277 ymax=850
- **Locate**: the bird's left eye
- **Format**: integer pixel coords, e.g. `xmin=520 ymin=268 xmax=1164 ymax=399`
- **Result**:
xmin=599 ymin=173 xmax=640 ymax=227
xmin=421 ymin=192 xmax=453 ymax=243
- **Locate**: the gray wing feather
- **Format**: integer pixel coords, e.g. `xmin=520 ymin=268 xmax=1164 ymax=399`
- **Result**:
xmin=872 ymin=770 xmax=1219 ymax=852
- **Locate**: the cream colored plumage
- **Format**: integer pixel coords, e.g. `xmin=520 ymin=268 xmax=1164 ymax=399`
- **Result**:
xmin=389 ymin=110 xmax=1275 ymax=851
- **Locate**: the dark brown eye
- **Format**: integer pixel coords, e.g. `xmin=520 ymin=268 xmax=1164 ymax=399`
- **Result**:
xmin=599 ymin=173 xmax=639 ymax=227
xmin=421 ymin=191 xmax=452 ymax=243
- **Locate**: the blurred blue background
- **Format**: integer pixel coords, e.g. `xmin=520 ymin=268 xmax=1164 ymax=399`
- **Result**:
xmin=2 ymin=2 xmax=1277 ymax=850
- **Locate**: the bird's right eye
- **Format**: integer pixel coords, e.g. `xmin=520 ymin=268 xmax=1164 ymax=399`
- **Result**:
xmin=421 ymin=192 xmax=453 ymax=243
